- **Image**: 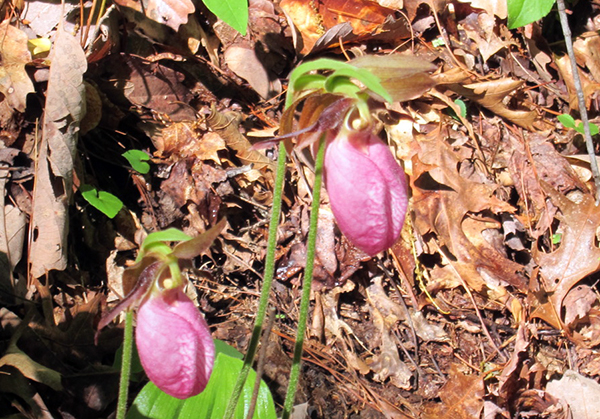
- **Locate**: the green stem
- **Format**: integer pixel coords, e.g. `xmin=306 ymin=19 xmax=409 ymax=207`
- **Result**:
xmin=224 ymin=143 xmax=287 ymax=419
xmin=281 ymin=137 xmax=326 ymax=419
xmin=116 ymin=310 xmax=134 ymax=419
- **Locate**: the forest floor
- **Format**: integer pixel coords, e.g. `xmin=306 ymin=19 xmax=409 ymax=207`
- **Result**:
xmin=2 ymin=0 xmax=600 ymax=418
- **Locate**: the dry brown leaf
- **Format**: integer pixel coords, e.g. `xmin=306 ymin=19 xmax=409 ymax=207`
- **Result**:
xmin=123 ymin=56 xmax=196 ymax=121
xmin=457 ymin=0 xmax=507 ymax=18
xmin=555 ymin=54 xmax=600 ymax=111
xmin=113 ymin=0 xmax=194 ymax=31
xmin=0 ymin=20 xmax=34 ymax=113
xmin=367 ymin=278 xmax=413 ymax=389
xmin=0 ymin=148 xmax=26 ymax=295
xmin=154 ymin=121 xmax=226 ymax=164
xmin=30 ymin=29 xmax=87 ymax=278
xmin=449 ymin=78 xmax=538 ymax=130
xmin=422 ymin=364 xmax=484 ymax=419
xmin=412 ymin=135 xmax=527 ymax=295
xmin=224 ymin=45 xmax=281 ymax=99
xmin=532 ymin=185 xmax=600 ymax=312
xmin=206 ymin=107 xmax=275 ymax=174
xmin=280 ymin=0 xmax=395 ymax=53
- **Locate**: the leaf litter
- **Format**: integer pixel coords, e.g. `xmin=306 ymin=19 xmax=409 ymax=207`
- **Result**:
xmin=3 ymin=0 xmax=600 ymax=418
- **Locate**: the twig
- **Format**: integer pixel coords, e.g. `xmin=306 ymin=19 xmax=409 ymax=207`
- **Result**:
xmin=556 ymin=0 xmax=600 ymax=204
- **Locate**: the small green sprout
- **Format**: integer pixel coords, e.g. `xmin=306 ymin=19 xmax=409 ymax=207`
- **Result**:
xmin=558 ymin=114 xmax=599 ymax=136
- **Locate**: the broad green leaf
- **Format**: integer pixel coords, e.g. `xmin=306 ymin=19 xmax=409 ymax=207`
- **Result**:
xmin=590 ymin=123 xmax=600 ymax=136
xmin=558 ymin=113 xmax=576 ymax=129
xmin=507 ymin=0 xmax=555 ymax=29
xmin=202 ymin=0 xmax=248 ymax=35
xmin=127 ymin=341 xmax=277 ymax=419
xmin=80 ymin=184 xmax=123 ymax=219
xmin=123 ymin=150 xmax=151 ymax=174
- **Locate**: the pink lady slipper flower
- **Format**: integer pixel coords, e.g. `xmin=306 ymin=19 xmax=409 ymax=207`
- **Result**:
xmin=277 ymin=96 xmax=409 ymax=255
xmin=136 ymin=285 xmax=215 ymax=399
xmin=323 ymin=118 xmax=408 ymax=256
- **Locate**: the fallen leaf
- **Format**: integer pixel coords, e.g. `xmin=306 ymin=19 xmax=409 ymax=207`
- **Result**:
xmin=412 ymin=134 xmax=527 ymax=295
xmin=206 ymin=107 xmax=275 ymax=174
xmin=113 ymin=0 xmax=194 ymax=31
xmin=122 ymin=56 xmax=196 ymax=121
xmin=563 ymin=284 xmax=596 ymax=326
xmin=532 ymin=185 xmax=600 ymax=312
xmin=422 ymin=364 xmax=484 ymax=419
xmin=0 ymin=20 xmax=35 ymax=113
xmin=449 ymin=78 xmax=538 ymax=130
xmin=29 ymin=29 xmax=87 ymax=278
xmin=280 ymin=0 xmax=396 ymax=53
xmin=224 ymin=44 xmax=281 ymax=99
xmin=0 ymin=148 xmax=26 ymax=295
xmin=546 ymin=370 xmax=600 ymax=418
xmin=367 ymin=277 xmax=413 ymax=389
xmin=0 ymin=348 xmax=63 ymax=391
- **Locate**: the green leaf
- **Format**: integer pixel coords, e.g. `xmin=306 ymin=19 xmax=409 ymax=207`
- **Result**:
xmin=454 ymin=99 xmax=467 ymax=118
xmin=126 ymin=341 xmax=277 ymax=419
xmin=507 ymin=0 xmax=555 ymax=29
xmin=202 ymin=0 xmax=248 ymax=35
xmin=286 ymin=58 xmax=391 ymax=108
xmin=558 ymin=113 xmax=576 ymax=129
xmin=123 ymin=150 xmax=151 ymax=174
xmin=140 ymin=229 xmax=192 ymax=254
xmin=576 ymin=122 xmax=600 ymax=136
xmin=80 ymin=184 xmax=123 ymax=219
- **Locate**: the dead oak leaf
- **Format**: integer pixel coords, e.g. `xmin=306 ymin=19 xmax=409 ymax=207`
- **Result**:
xmin=449 ymin=78 xmax=538 ymax=131
xmin=412 ymin=136 xmax=527 ymax=294
xmin=280 ymin=0 xmax=395 ymax=53
xmin=0 ymin=21 xmax=34 ymax=113
xmin=532 ymin=185 xmax=600 ymax=312
xmin=422 ymin=364 xmax=484 ymax=419
xmin=113 ymin=0 xmax=194 ymax=31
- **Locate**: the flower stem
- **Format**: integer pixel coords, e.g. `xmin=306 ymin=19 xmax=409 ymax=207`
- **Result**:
xmin=224 ymin=143 xmax=287 ymax=419
xmin=116 ymin=310 xmax=133 ymax=419
xmin=281 ymin=136 xmax=326 ymax=419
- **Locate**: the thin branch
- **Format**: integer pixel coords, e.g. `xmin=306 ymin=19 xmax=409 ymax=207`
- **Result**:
xmin=556 ymin=0 xmax=600 ymax=204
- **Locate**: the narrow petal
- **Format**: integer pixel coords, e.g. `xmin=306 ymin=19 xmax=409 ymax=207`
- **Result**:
xmin=136 ymin=288 xmax=215 ymax=399
xmin=324 ymin=129 xmax=408 ymax=255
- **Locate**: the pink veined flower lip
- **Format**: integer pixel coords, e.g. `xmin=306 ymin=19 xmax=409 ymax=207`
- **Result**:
xmin=323 ymin=126 xmax=408 ymax=256
xmin=135 ymin=287 xmax=215 ymax=399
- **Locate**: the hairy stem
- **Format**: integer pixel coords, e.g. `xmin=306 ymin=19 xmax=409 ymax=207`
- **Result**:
xmin=224 ymin=143 xmax=287 ymax=419
xmin=116 ymin=310 xmax=133 ymax=419
xmin=281 ymin=136 xmax=326 ymax=419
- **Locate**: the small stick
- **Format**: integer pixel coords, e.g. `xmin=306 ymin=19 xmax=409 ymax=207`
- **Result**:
xmin=556 ymin=0 xmax=600 ymax=204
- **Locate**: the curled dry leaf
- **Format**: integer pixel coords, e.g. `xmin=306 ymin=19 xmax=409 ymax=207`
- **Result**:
xmin=449 ymin=78 xmax=538 ymax=130
xmin=0 ymin=21 xmax=34 ymax=113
